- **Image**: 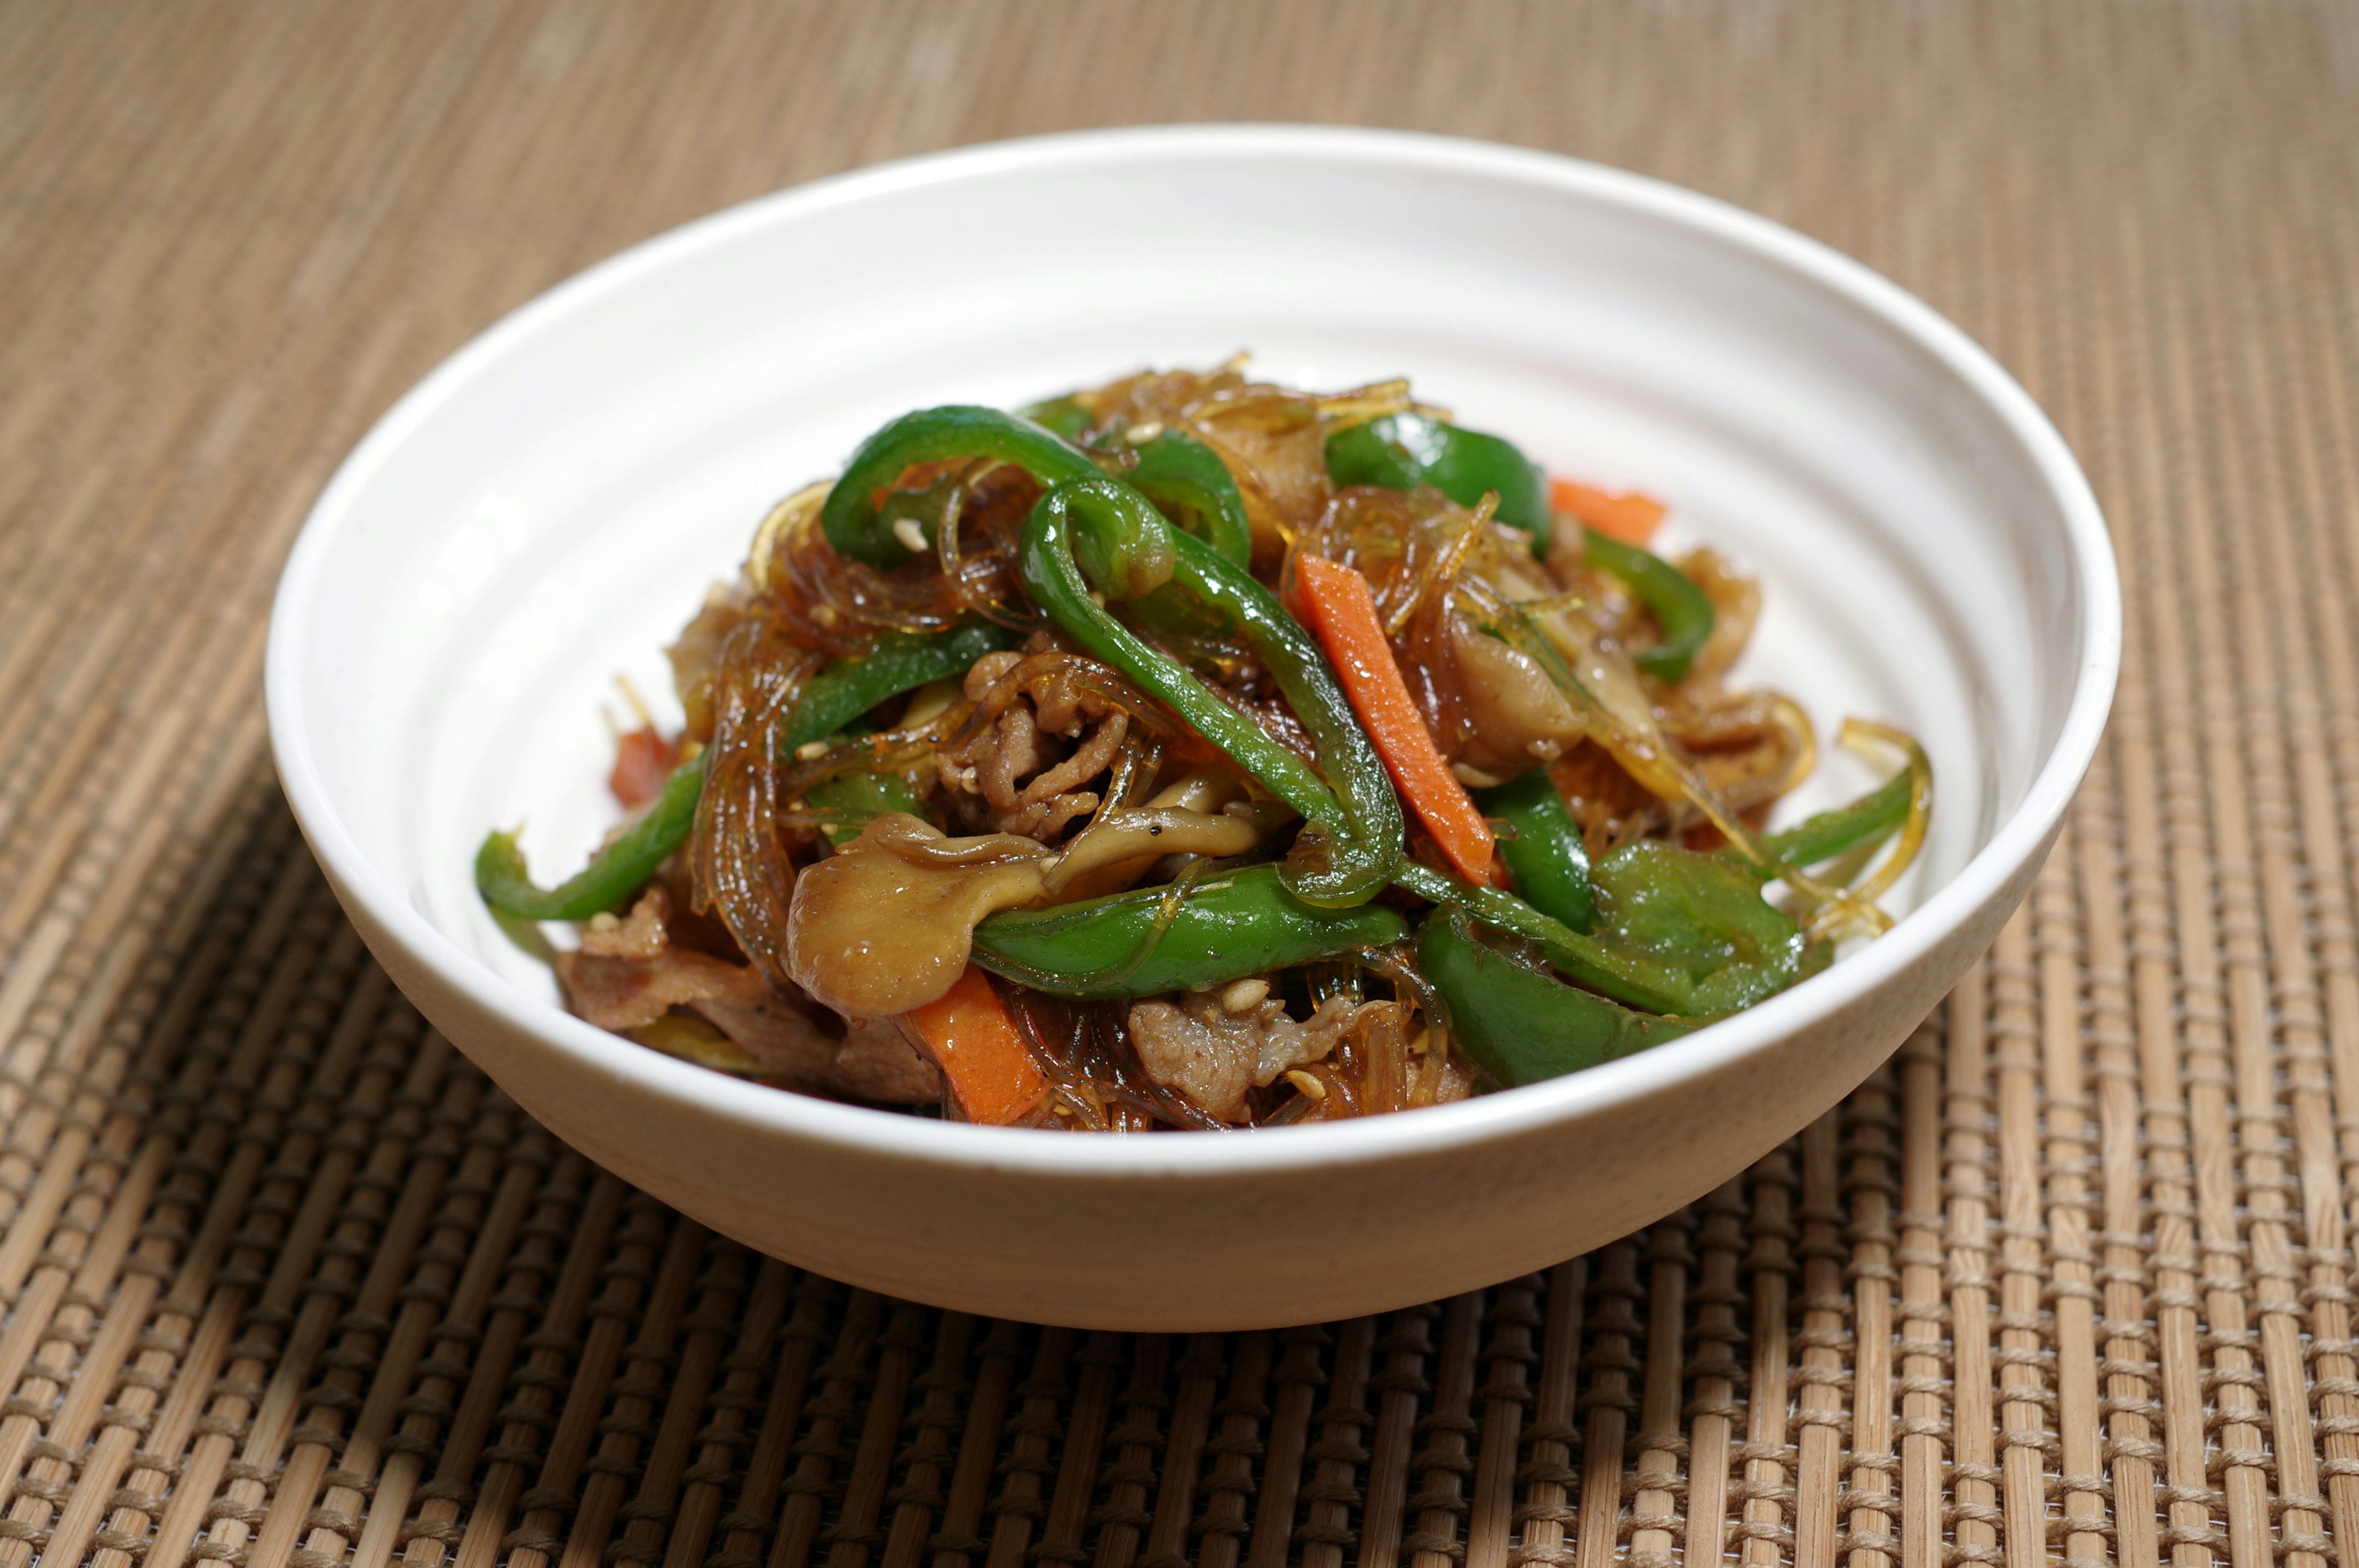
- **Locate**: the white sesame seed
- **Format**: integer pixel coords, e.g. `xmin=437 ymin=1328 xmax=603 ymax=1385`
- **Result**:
xmin=1127 ymin=420 xmax=1164 ymax=443
xmin=1221 ymin=978 xmax=1269 ymax=1013
xmin=892 ymin=517 xmax=929 ymax=554
xmin=794 ymin=740 xmax=831 ymax=761
xmin=1285 ymin=1070 xmax=1328 ymax=1101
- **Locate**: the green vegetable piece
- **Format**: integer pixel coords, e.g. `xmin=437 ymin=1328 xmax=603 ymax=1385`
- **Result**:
xmin=1021 ymin=394 xmax=1095 ymax=440
xmin=1751 ymin=770 xmax=1912 ymax=872
xmin=1393 ymin=859 xmax=1688 ymax=1013
xmin=1324 ymin=414 xmax=1551 ymax=544
xmin=1123 ymin=428 xmax=1253 ymax=569
xmin=1021 ymin=476 xmax=1404 ymax=908
xmin=1475 ymin=769 xmax=1594 ymax=932
xmin=1587 ymin=840 xmax=1807 ymax=1010
xmin=1007 ymin=399 xmax=1251 ymax=567
xmin=476 ymin=751 xmax=708 ymax=921
xmin=1579 ymin=529 xmax=1716 ymax=684
xmin=1393 ymin=855 xmax=1804 ymax=1018
xmin=1418 ymin=915 xmax=1694 ymax=1088
xmin=1323 ymin=413 xmax=1715 ymax=681
xmin=781 ymin=618 xmax=1017 ymax=756
xmin=822 ymin=405 xmax=1100 ymax=567
xmin=806 ymin=770 xmax=924 ymax=847
xmin=478 ymin=618 xmax=1010 ymax=923
xmin=972 ymin=863 xmax=1408 ymax=999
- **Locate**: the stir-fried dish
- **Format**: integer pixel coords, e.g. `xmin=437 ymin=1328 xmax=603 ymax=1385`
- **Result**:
xmin=477 ymin=361 xmax=1930 ymax=1130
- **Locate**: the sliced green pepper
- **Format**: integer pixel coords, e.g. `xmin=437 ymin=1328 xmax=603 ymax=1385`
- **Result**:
xmin=1324 ymin=414 xmax=1714 ymax=682
xmin=1122 ymin=428 xmax=1253 ymax=569
xmin=477 ymin=619 xmax=1007 ymax=922
xmin=477 ymin=751 xmax=708 ymax=921
xmin=1409 ymin=770 xmax=1903 ymax=1018
xmin=972 ymin=862 xmax=1407 ymax=999
xmin=1393 ymin=860 xmax=1682 ymax=1013
xmin=1324 ymin=415 xmax=1550 ymax=542
xmin=822 ymin=405 xmax=1100 ymax=568
xmin=780 ymin=618 xmax=1015 ymax=756
xmin=826 ymin=402 xmax=1254 ymax=576
xmin=1751 ymin=769 xmax=1912 ymax=872
xmin=1580 ymin=530 xmax=1715 ymax=684
xmin=1020 ymin=395 xmax=1095 ymax=440
xmin=1474 ymin=769 xmax=1594 ymax=932
xmin=1020 ymin=476 xmax=1404 ymax=908
xmin=1418 ymin=914 xmax=1694 ymax=1087
xmin=1392 ymin=859 xmax=1802 ymax=1017
xmin=1586 ymin=840 xmax=1807 ymax=1010
xmin=805 ymin=770 xmax=925 ymax=847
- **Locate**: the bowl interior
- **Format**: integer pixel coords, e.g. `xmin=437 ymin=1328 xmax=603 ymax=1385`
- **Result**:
xmin=277 ymin=131 xmax=2094 ymax=1092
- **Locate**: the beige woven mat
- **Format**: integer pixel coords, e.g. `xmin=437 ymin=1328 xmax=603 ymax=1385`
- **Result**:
xmin=2 ymin=2 xmax=2355 ymax=1564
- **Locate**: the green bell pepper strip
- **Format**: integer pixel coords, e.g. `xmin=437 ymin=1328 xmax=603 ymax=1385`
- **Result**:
xmin=1020 ymin=391 xmax=1254 ymax=570
xmin=1418 ymin=915 xmax=1696 ymax=1087
xmin=1020 ymin=395 xmax=1095 ymax=440
xmin=1750 ymin=768 xmax=1912 ymax=872
xmin=966 ymin=768 xmax=1872 ymax=1015
xmin=1451 ymin=765 xmax=1906 ymax=1005
xmin=1324 ymin=414 xmax=1551 ymax=542
xmin=476 ymin=619 xmax=1008 ymax=921
xmin=822 ymin=405 xmax=1101 ymax=568
xmin=1392 ymin=858 xmax=1804 ymax=1017
xmin=805 ymin=770 xmax=925 ymax=847
xmin=1121 ymin=429 xmax=1254 ymax=569
xmin=476 ymin=751 xmax=708 ymax=921
xmin=1020 ymin=476 xmax=1405 ymax=908
xmin=1585 ymin=841 xmax=1809 ymax=1009
xmin=1578 ymin=529 xmax=1715 ymax=684
xmin=1393 ymin=859 xmax=1685 ymax=1013
xmin=1474 ymin=769 xmax=1594 ymax=933
xmin=1324 ymin=413 xmax=1714 ymax=682
xmin=971 ymin=862 xmax=1409 ymax=999
xmin=779 ymin=618 xmax=1015 ymax=756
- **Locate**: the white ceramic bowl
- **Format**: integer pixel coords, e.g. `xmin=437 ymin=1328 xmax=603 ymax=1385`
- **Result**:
xmin=268 ymin=127 xmax=2116 ymax=1330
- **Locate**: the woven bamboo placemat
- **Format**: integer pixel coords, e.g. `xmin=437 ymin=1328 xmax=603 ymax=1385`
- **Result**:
xmin=2 ymin=2 xmax=2354 ymax=1564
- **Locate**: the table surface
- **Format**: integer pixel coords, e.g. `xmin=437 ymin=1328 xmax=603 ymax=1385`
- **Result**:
xmin=2 ymin=2 xmax=2355 ymax=1565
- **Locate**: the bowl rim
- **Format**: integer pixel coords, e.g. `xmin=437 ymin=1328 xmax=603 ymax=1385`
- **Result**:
xmin=267 ymin=122 xmax=2120 ymax=1179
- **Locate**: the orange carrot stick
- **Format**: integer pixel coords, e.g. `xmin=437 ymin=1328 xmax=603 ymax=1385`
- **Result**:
xmin=1550 ymin=478 xmax=1667 ymax=547
xmin=1291 ymin=553 xmax=1499 ymax=886
xmin=902 ymin=965 xmax=1050 ymax=1125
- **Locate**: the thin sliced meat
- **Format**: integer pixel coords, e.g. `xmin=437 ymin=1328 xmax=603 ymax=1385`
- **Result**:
xmin=560 ymin=941 xmax=942 ymax=1105
xmin=557 ymin=945 xmax=768 ymax=1032
xmin=577 ymin=885 xmax=673 ymax=961
xmin=833 ymin=1017 xmax=947 ymax=1104
xmin=694 ymin=994 xmax=942 ymax=1105
xmin=1127 ymin=992 xmax=1363 ymax=1124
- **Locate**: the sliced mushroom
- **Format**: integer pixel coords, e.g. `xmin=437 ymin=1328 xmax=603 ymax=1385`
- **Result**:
xmin=785 ymin=813 xmax=1054 ymax=1016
